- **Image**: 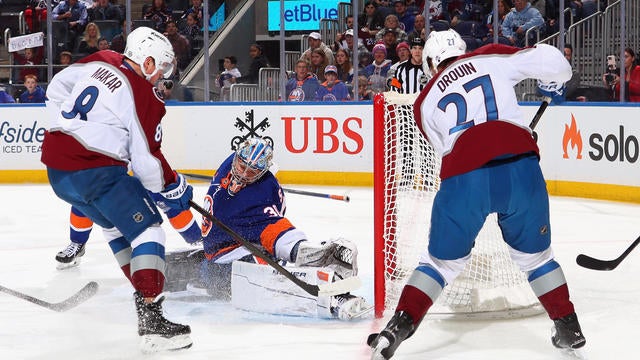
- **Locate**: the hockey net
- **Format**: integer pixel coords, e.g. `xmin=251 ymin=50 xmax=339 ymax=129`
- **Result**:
xmin=373 ymin=91 xmax=543 ymax=319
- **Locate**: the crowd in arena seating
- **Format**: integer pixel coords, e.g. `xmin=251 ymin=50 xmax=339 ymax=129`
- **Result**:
xmin=0 ymin=0 xmax=637 ymax=103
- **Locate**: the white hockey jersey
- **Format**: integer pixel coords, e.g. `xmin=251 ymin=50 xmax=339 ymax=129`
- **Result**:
xmin=414 ymin=44 xmax=572 ymax=179
xmin=42 ymin=50 xmax=175 ymax=192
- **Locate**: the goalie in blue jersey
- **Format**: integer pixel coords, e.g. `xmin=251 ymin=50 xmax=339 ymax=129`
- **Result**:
xmin=164 ymin=137 xmax=371 ymax=321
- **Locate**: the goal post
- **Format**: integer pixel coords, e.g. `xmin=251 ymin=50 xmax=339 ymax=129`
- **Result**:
xmin=373 ymin=91 xmax=544 ymax=319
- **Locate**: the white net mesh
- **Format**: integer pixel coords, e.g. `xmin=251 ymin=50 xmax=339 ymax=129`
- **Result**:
xmin=376 ymin=91 xmax=543 ymax=319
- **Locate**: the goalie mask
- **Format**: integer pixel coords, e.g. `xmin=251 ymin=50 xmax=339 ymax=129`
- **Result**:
xmin=228 ymin=138 xmax=273 ymax=195
xmin=124 ymin=27 xmax=176 ymax=81
xmin=422 ymin=29 xmax=466 ymax=77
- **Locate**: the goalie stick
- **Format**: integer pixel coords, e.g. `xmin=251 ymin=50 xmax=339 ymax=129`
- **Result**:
xmin=181 ymin=173 xmax=350 ymax=202
xmin=0 ymin=281 xmax=99 ymax=312
xmin=576 ymin=235 xmax=640 ymax=271
xmin=188 ymin=200 xmax=361 ymax=297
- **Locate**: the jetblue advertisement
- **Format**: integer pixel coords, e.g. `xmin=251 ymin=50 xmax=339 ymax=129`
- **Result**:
xmin=267 ymin=0 xmax=340 ymax=31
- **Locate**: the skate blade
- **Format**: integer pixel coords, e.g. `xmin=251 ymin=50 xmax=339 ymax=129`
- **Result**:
xmin=560 ymin=347 xmax=588 ymax=360
xmin=371 ymin=336 xmax=390 ymax=360
xmin=56 ymin=258 xmax=81 ymax=270
xmin=140 ymin=334 xmax=193 ymax=353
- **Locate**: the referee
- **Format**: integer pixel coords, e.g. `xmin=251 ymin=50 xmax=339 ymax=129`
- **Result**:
xmin=388 ymin=37 xmax=427 ymax=94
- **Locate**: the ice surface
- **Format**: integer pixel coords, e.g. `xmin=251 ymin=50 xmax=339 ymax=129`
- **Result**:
xmin=0 ymin=184 xmax=638 ymax=359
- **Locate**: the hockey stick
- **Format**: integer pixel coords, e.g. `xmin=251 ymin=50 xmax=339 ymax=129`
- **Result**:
xmin=0 ymin=281 xmax=99 ymax=312
xmin=188 ymin=200 xmax=361 ymax=297
xmin=576 ymin=235 xmax=640 ymax=271
xmin=181 ymin=172 xmax=350 ymax=202
xmin=529 ymin=97 xmax=551 ymax=141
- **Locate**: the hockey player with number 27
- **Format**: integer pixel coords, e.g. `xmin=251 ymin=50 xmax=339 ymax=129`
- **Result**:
xmin=41 ymin=27 xmax=194 ymax=353
xmin=164 ymin=137 xmax=371 ymax=320
xmin=368 ymin=29 xmax=586 ymax=359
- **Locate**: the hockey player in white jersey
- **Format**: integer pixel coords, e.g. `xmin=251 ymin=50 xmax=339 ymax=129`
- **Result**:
xmin=368 ymin=29 xmax=586 ymax=359
xmin=164 ymin=137 xmax=371 ymax=321
xmin=41 ymin=27 xmax=193 ymax=353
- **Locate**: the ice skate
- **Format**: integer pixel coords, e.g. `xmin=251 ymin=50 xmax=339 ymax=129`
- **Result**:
xmin=330 ymin=293 xmax=373 ymax=320
xmin=552 ymin=312 xmax=587 ymax=359
xmin=134 ymin=291 xmax=192 ymax=353
xmin=55 ymin=242 xmax=85 ymax=270
xmin=368 ymin=311 xmax=415 ymax=359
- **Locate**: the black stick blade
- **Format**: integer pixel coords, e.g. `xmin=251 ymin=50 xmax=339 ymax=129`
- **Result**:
xmin=575 ymin=254 xmax=619 ymax=271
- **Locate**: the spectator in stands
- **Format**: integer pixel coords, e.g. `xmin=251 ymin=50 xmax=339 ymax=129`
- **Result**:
xmin=427 ymin=0 xmax=449 ymax=23
xmin=381 ymin=28 xmax=401 ymax=63
xmin=334 ymin=49 xmax=354 ymax=84
xmin=393 ymin=0 xmax=416 ymax=33
xmin=0 ymin=85 xmax=16 ymax=103
xmin=286 ymin=60 xmax=320 ymax=102
xmin=55 ymin=50 xmax=74 ymax=75
xmin=19 ymin=74 xmax=46 ymax=103
xmin=602 ymin=48 xmax=640 ymax=102
xmin=501 ymin=0 xmax=544 ymax=47
xmin=309 ymin=48 xmax=330 ymax=83
xmin=357 ymin=51 xmax=374 ymax=74
xmin=98 ymin=37 xmax=110 ymax=50
xmin=77 ymin=22 xmax=101 ymax=55
xmin=407 ymin=14 xmax=426 ymax=42
xmin=11 ymin=46 xmax=44 ymax=83
xmin=109 ymin=19 xmax=127 ymax=53
xmin=316 ymin=65 xmax=351 ymax=101
xmin=236 ymin=44 xmax=270 ymax=85
xmin=483 ymin=0 xmax=511 ymax=45
xmin=181 ymin=0 xmax=204 ymax=27
xmin=359 ymin=1 xmax=386 ymax=51
xmin=89 ymin=0 xmax=122 ymax=22
xmin=143 ymin=0 xmax=173 ymax=33
xmin=216 ymin=56 xmax=242 ymax=101
xmin=24 ymin=0 xmax=51 ymax=33
xmin=300 ymin=32 xmax=335 ymax=67
xmin=363 ymin=43 xmax=393 ymax=94
xmin=562 ymin=43 xmax=582 ymax=101
xmin=180 ymin=13 xmax=200 ymax=44
xmin=52 ymin=0 xmax=89 ymax=51
xmin=375 ymin=14 xmax=408 ymax=43
xmin=164 ymin=20 xmax=191 ymax=72
xmin=333 ymin=29 xmax=368 ymax=59
xmin=356 ymin=75 xmax=374 ymax=100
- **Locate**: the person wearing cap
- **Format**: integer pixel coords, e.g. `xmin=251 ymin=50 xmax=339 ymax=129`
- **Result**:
xmin=363 ymin=43 xmax=393 ymax=94
xmin=333 ymin=28 xmax=367 ymax=56
xmin=285 ymin=59 xmax=320 ymax=102
xmin=300 ymin=31 xmax=335 ymax=66
xmin=315 ymin=65 xmax=351 ymax=101
xmin=388 ymin=37 xmax=426 ymax=94
xmin=375 ymin=14 xmax=408 ymax=43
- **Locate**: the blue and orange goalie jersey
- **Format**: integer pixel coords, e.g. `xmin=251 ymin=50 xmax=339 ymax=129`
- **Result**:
xmin=200 ymin=154 xmax=305 ymax=262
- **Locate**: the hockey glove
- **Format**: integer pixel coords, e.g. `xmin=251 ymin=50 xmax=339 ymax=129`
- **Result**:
xmin=294 ymin=238 xmax=358 ymax=278
xmin=156 ymin=172 xmax=193 ymax=211
xmin=537 ymin=80 xmax=565 ymax=105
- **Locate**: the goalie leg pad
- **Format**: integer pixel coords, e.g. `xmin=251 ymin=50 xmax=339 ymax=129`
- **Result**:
xmin=231 ymin=260 xmax=339 ymax=318
xmin=164 ymin=249 xmax=204 ymax=292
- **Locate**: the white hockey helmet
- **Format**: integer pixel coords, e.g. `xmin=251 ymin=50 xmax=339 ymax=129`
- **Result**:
xmin=422 ymin=29 xmax=466 ymax=77
xmin=124 ymin=26 xmax=176 ymax=80
xmin=231 ymin=137 xmax=274 ymax=188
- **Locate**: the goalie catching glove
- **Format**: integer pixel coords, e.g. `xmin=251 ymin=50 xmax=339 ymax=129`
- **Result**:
xmin=537 ymin=80 xmax=565 ymax=105
xmin=293 ymin=238 xmax=358 ymax=279
xmin=152 ymin=172 xmax=193 ymax=211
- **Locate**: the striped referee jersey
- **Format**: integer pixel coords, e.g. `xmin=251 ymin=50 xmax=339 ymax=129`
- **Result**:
xmin=390 ymin=60 xmax=426 ymax=94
